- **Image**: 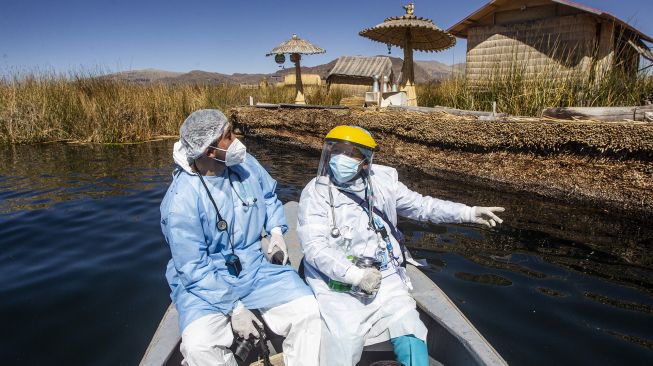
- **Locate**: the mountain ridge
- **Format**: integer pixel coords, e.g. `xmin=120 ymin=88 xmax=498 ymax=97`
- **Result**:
xmin=105 ymin=58 xmax=464 ymax=85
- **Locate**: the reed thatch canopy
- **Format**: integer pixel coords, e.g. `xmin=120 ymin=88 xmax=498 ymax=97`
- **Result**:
xmin=266 ymin=34 xmax=325 ymax=56
xmin=359 ymin=13 xmax=455 ymax=52
xmin=266 ymin=34 xmax=325 ymax=105
xmin=448 ymin=0 xmax=653 ymax=43
xmin=359 ymin=3 xmax=454 ymax=106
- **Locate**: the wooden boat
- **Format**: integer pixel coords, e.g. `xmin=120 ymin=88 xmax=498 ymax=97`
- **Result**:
xmin=140 ymin=202 xmax=508 ymax=366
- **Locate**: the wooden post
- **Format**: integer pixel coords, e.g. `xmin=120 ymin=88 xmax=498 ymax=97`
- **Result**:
xmin=400 ymin=29 xmax=417 ymax=106
xmin=293 ymin=53 xmax=306 ymax=105
xmin=542 ymin=105 xmax=653 ymax=121
xmin=378 ymin=74 xmax=383 ymax=110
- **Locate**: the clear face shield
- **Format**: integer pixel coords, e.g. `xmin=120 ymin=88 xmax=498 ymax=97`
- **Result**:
xmin=315 ymin=140 xmax=375 ymax=193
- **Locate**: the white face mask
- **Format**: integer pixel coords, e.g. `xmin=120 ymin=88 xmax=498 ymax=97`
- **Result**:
xmin=209 ymin=138 xmax=247 ymax=166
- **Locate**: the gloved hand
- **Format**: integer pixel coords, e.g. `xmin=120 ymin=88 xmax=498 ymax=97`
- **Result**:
xmin=231 ymin=305 xmax=263 ymax=339
xmin=471 ymin=206 xmax=505 ymax=228
xmin=265 ymin=227 xmax=288 ymax=265
xmin=358 ymin=268 xmax=382 ymax=293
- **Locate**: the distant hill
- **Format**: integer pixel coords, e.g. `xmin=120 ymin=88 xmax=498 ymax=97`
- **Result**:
xmin=269 ymin=57 xmax=438 ymax=84
xmin=107 ymin=68 xmax=183 ymax=83
xmin=104 ymin=58 xmax=464 ymax=85
xmin=159 ymin=70 xmax=233 ymax=85
xmin=416 ymin=60 xmax=465 ymax=80
xmin=272 ymin=59 xmax=338 ymax=80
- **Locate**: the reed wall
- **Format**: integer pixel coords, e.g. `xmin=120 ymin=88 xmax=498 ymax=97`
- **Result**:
xmin=327 ymin=76 xmax=374 ymax=96
xmin=466 ymin=14 xmax=599 ymax=86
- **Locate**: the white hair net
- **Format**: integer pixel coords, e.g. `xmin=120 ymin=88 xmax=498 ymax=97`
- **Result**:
xmin=179 ymin=109 xmax=229 ymax=161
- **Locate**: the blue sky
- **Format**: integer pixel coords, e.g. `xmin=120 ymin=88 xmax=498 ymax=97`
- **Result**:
xmin=1 ymin=0 xmax=652 ymax=75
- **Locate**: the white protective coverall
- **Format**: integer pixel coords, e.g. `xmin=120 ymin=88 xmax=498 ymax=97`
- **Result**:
xmin=297 ymin=164 xmax=476 ymax=366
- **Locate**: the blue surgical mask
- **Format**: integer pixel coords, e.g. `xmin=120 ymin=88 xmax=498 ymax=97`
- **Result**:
xmin=329 ymin=154 xmax=363 ymax=184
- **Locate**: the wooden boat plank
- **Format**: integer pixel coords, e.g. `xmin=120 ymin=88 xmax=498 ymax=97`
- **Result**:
xmin=409 ymin=265 xmax=507 ymax=366
xmin=139 ymin=303 xmax=180 ymax=366
xmin=542 ymin=105 xmax=653 ymax=121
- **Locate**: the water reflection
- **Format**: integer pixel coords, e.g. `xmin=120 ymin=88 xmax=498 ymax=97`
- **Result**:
xmin=0 ymin=138 xmax=651 ymax=365
xmin=0 ymin=142 xmax=173 ymax=214
xmin=455 ymin=272 xmax=513 ymax=286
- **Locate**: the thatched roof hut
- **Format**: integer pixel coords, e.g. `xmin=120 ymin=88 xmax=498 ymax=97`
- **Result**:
xmin=448 ymin=0 xmax=653 ymax=87
xmin=326 ymin=56 xmax=395 ymax=94
xmin=281 ymin=73 xmax=323 ymax=87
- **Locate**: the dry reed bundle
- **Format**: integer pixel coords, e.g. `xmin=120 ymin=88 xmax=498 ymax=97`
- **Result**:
xmin=231 ymin=106 xmax=653 ymax=214
xmin=232 ymin=107 xmax=653 ymax=160
xmin=0 ymin=73 xmax=343 ymax=144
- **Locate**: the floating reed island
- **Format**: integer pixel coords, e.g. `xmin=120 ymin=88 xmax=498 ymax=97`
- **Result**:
xmin=231 ymin=106 xmax=653 ymax=217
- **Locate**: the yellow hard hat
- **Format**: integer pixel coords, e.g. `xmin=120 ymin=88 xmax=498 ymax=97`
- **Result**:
xmin=325 ymin=125 xmax=377 ymax=150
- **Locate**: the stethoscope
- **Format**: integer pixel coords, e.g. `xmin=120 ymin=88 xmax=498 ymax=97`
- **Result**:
xmin=194 ymin=164 xmax=231 ymax=233
xmin=327 ymin=177 xmax=375 ymax=238
xmin=327 ymin=186 xmax=342 ymax=238
xmin=227 ymin=168 xmax=258 ymax=207
xmin=193 ymin=165 xmax=255 ymax=244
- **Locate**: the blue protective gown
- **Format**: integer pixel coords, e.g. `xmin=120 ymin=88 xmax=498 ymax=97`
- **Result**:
xmin=160 ymin=153 xmax=313 ymax=331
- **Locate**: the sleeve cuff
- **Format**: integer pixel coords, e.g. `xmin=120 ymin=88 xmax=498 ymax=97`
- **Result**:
xmin=343 ymin=265 xmax=365 ymax=286
xmin=271 ymin=227 xmax=283 ymax=235
xmin=231 ymin=300 xmax=245 ymax=315
xmin=462 ymin=206 xmax=476 ymax=223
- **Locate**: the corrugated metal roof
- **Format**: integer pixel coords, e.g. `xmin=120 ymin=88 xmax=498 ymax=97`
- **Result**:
xmin=327 ymin=56 xmax=394 ymax=80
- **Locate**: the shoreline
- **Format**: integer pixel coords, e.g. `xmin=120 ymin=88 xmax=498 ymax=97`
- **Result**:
xmin=231 ymin=106 xmax=653 ymax=220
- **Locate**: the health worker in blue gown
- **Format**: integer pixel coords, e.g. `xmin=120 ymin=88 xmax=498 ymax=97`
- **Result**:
xmin=160 ymin=109 xmax=320 ymax=366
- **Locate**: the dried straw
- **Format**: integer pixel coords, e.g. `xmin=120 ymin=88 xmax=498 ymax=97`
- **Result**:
xmin=230 ymin=106 xmax=653 ymax=215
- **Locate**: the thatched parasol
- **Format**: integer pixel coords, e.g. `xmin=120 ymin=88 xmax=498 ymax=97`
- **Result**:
xmin=267 ymin=34 xmax=325 ymax=105
xmin=359 ymin=3 xmax=455 ymax=106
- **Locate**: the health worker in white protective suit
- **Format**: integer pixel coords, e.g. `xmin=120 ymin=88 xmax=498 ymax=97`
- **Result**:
xmin=297 ymin=125 xmax=505 ymax=366
xmin=160 ymin=109 xmax=321 ymax=366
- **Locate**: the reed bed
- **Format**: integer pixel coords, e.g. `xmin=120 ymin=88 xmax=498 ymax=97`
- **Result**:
xmin=417 ymin=72 xmax=653 ymax=117
xmin=1 ymin=62 xmax=651 ymax=144
xmin=0 ymin=72 xmax=341 ymax=144
xmin=417 ymin=54 xmax=653 ymax=117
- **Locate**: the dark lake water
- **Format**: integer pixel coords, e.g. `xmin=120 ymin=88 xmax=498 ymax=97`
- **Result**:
xmin=1 ymin=139 xmax=652 ymax=366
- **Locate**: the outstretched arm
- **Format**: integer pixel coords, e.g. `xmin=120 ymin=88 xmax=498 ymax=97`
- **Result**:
xmin=395 ymin=179 xmax=473 ymax=223
xmin=395 ymin=179 xmax=504 ymax=226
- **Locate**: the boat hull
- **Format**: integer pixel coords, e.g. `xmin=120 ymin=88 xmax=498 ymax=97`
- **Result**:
xmin=140 ymin=201 xmax=507 ymax=366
